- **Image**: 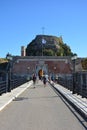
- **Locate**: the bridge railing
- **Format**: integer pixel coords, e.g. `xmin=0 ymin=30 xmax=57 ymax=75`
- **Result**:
xmin=0 ymin=81 xmax=7 ymax=95
xmin=0 ymin=77 xmax=28 ymax=95
xmin=10 ymin=77 xmax=27 ymax=89
xmin=57 ymin=72 xmax=87 ymax=98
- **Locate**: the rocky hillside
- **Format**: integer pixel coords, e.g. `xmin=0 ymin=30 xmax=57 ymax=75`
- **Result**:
xmin=26 ymin=35 xmax=76 ymax=56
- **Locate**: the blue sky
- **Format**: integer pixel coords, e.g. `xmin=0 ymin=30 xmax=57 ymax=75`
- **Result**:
xmin=0 ymin=0 xmax=87 ymax=58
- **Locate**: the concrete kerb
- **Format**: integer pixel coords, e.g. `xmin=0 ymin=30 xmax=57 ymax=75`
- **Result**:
xmin=0 ymin=81 xmax=33 ymax=111
xmin=50 ymin=82 xmax=87 ymax=121
xmin=12 ymin=80 xmax=33 ymax=98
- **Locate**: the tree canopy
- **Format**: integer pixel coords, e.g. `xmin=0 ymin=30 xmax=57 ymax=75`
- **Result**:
xmin=81 ymin=58 xmax=87 ymax=70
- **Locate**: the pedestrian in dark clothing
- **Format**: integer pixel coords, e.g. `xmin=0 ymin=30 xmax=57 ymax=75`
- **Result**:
xmin=43 ymin=76 xmax=47 ymax=87
xmin=32 ymin=74 xmax=36 ymax=88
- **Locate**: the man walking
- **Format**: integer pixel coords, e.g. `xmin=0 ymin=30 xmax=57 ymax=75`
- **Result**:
xmin=32 ymin=74 xmax=36 ymax=88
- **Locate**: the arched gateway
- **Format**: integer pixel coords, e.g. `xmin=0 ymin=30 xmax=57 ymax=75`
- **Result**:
xmin=35 ymin=62 xmax=48 ymax=79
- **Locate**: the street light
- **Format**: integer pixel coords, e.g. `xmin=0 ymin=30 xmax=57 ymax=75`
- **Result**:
xmin=27 ymin=67 xmax=30 ymax=81
xmin=27 ymin=67 xmax=30 ymax=72
xmin=6 ymin=53 xmax=13 ymax=92
xmin=71 ymin=55 xmax=77 ymax=94
xmin=54 ymin=66 xmax=56 ymax=82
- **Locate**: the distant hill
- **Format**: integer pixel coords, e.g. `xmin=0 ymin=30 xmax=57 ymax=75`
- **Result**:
xmin=26 ymin=35 xmax=76 ymax=56
xmin=0 ymin=58 xmax=8 ymax=63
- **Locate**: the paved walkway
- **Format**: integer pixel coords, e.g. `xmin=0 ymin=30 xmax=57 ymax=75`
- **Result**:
xmin=52 ymin=82 xmax=87 ymax=120
xmin=0 ymin=81 xmax=33 ymax=111
xmin=0 ymin=80 xmax=86 ymax=130
xmin=0 ymin=80 xmax=87 ymax=120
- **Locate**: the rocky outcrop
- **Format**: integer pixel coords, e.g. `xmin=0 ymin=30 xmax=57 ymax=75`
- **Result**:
xmin=26 ymin=35 xmax=75 ymax=56
xmin=26 ymin=35 xmax=63 ymax=56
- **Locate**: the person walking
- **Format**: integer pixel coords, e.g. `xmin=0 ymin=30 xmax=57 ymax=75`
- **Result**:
xmin=32 ymin=74 xmax=36 ymax=88
xmin=43 ymin=75 xmax=47 ymax=87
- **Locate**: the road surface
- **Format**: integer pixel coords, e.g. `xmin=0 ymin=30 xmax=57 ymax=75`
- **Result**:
xmin=0 ymin=80 xmax=86 ymax=130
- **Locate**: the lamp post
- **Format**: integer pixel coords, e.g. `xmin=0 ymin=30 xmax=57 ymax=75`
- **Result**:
xmin=27 ymin=67 xmax=30 ymax=80
xmin=6 ymin=53 xmax=13 ymax=92
xmin=54 ymin=66 xmax=56 ymax=82
xmin=71 ymin=55 xmax=77 ymax=94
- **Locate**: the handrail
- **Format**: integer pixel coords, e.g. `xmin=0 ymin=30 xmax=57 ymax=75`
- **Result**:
xmin=57 ymin=73 xmax=87 ymax=98
xmin=0 ymin=77 xmax=28 ymax=95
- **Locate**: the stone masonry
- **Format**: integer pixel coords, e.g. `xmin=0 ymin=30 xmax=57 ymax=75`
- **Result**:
xmin=12 ymin=56 xmax=72 ymax=78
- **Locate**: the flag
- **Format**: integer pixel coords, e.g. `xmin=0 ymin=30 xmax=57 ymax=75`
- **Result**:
xmin=42 ymin=38 xmax=46 ymax=44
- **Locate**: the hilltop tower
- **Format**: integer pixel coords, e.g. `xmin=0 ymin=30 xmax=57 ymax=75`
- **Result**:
xmin=21 ymin=46 xmax=26 ymax=56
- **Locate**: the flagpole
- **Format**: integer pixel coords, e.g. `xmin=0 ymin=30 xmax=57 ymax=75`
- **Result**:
xmin=42 ymin=27 xmax=45 ymax=56
xmin=42 ymin=43 xmax=43 ymax=56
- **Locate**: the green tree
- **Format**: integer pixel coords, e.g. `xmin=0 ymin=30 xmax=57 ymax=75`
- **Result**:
xmin=81 ymin=58 xmax=87 ymax=70
xmin=43 ymin=49 xmax=54 ymax=56
xmin=60 ymin=43 xmax=74 ymax=56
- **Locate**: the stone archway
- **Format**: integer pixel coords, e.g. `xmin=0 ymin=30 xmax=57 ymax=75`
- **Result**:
xmin=35 ymin=64 xmax=48 ymax=77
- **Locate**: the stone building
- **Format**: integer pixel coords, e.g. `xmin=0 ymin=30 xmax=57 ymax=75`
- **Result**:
xmin=12 ymin=35 xmax=82 ymax=79
xmin=21 ymin=46 xmax=26 ymax=56
xmin=12 ymin=56 xmax=73 ymax=79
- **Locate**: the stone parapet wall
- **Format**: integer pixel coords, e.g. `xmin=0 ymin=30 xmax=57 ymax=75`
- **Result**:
xmin=12 ymin=56 xmax=72 ymax=77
